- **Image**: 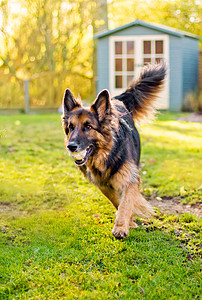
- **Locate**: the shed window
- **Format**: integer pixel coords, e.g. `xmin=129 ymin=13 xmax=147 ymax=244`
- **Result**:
xmin=155 ymin=40 xmax=163 ymax=54
xmin=114 ymin=40 xmax=135 ymax=89
xmin=127 ymin=75 xmax=134 ymax=86
xmin=156 ymin=57 xmax=162 ymax=63
xmin=115 ymin=42 xmax=122 ymax=54
xmin=127 ymin=58 xmax=134 ymax=71
xmin=144 ymin=41 xmax=151 ymax=54
xmin=115 ymin=76 xmax=123 ymax=88
xmin=115 ymin=59 xmax=122 ymax=71
xmin=127 ymin=41 xmax=134 ymax=54
xmin=110 ymin=35 xmax=169 ymax=109
xmin=144 ymin=58 xmax=151 ymax=64
xmin=143 ymin=40 xmax=164 ymax=65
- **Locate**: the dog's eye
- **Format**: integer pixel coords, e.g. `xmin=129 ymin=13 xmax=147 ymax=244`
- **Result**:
xmin=65 ymin=127 xmax=69 ymax=135
xmin=69 ymin=123 xmax=74 ymax=132
xmin=84 ymin=123 xmax=92 ymax=131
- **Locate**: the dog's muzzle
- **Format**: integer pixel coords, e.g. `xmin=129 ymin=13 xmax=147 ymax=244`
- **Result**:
xmin=67 ymin=144 xmax=94 ymax=166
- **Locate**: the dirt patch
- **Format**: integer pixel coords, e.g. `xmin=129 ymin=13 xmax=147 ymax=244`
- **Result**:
xmin=0 ymin=203 xmax=28 ymax=217
xmin=148 ymin=196 xmax=202 ymax=218
xmin=178 ymin=112 xmax=202 ymax=123
xmin=1 ymin=199 xmax=201 ymax=219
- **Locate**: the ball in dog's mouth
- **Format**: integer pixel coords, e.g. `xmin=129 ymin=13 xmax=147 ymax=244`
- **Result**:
xmin=70 ymin=145 xmax=94 ymax=166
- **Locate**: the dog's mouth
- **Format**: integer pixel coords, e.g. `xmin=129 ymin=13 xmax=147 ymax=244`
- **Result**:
xmin=70 ymin=145 xmax=94 ymax=166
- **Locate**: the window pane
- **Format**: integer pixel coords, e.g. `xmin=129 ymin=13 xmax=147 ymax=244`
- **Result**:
xmin=127 ymin=58 xmax=134 ymax=71
xmin=115 ymin=59 xmax=122 ymax=71
xmin=127 ymin=41 xmax=134 ymax=54
xmin=115 ymin=76 xmax=122 ymax=88
xmin=115 ymin=42 xmax=122 ymax=55
xmin=144 ymin=41 xmax=151 ymax=54
xmin=155 ymin=40 xmax=163 ymax=54
xmin=144 ymin=58 xmax=151 ymax=65
xmin=155 ymin=57 xmax=163 ymax=64
xmin=127 ymin=75 xmax=134 ymax=86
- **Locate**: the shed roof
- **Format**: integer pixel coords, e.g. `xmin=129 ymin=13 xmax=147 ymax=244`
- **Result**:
xmin=94 ymin=19 xmax=199 ymax=40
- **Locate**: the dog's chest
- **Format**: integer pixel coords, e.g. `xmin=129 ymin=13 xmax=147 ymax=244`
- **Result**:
xmin=86 ymin=165 xmax=108 ymax=186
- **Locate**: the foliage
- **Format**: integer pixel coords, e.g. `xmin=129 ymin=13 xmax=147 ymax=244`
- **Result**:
xmin=182 ymin=89 xmax=202 ymax=112
xmin=0 ymin=0 xmax=93 ymax=76
xmin=0 ymin=0 xmax=108 ymax=103
xmin=0 ymin=112 xmax=201 ymax=298
xmin=108 ymin=0 xmax=201 ymax=38
xmin=0 ymin=0 xmax=201 ymax=109
xmin=0 ymin=74 xmax=24 ymax=109
xmin=1 ymin=0 xmax=200 ymax=78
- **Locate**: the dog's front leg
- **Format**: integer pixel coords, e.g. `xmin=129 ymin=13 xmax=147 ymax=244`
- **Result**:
xmin=112 ymin=184 xmax=134 ymax=239
xmin=112 ymin=182 xmax=153 ymax=239
xmin=112 ymin=182 xmax=146 ymax=239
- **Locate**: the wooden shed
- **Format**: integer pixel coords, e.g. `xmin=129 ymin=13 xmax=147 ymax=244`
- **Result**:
xmin=94 ymin=19 xmax=199 ymax=111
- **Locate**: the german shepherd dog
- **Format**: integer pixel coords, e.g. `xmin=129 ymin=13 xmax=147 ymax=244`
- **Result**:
xmin=62 ymin=64 xmax=166 ymax=239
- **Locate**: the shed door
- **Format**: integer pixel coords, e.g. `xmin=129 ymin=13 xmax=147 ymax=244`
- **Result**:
xmin=109 ymin=35 xmax=169 ymax=109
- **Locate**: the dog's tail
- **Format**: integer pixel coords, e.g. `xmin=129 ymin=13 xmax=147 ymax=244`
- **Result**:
xmin=114 ymin=63 xmax=167 ymax=121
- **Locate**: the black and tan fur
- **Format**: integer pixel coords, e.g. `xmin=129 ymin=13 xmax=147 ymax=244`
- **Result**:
xmin=62 ymin=63 xmax=166 ymax=239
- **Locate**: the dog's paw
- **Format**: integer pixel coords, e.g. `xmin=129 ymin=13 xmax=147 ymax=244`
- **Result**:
xmin=129 ymin=220 xmax=138 ymax=229
xmin=112 ymin=226 xmax=129 ymax=239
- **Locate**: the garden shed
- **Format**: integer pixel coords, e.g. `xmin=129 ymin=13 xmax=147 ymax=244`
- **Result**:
xmin=94 ymin=19 xmax=199 ymax=111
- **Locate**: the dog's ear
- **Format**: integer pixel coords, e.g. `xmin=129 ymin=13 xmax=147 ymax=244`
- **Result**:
xmin=91 ymin=89 xmax=111 ymax=121
xmin=63 ymin=89 xmax=81 ymax=115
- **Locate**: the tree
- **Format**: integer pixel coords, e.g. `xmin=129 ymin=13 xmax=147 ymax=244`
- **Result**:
xmin=0 ymin=0 xmax=200 ymax=106
xmin=108 ymin=0 xmax=201 ymax=38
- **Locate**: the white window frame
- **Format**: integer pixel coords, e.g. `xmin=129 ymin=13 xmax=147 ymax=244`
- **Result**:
xmin=113 ymin=40 xmax=136 ymax=90
xmin=109 ymin=35 xmax=169 ymax=109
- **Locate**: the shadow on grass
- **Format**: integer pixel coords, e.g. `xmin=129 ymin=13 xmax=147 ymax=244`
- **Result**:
xmin=150 ymin=122 xmax=202 ymax=137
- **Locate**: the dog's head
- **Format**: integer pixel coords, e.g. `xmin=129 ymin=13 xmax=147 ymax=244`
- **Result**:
xmin=62 ymin=89 xmax=111 ymax=166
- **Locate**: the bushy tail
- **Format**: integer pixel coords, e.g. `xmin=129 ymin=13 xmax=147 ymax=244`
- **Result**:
xmin=114 ymin=63 xmax=167 ymax=121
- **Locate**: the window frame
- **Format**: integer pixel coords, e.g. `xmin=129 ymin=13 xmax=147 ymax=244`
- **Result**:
xmin=109 ymin=35 xmax=169 ymax=109
xmin=114 ymin=40 xmax=136 ymax=89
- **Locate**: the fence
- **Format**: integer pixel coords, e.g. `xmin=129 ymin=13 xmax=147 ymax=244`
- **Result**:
xmin=0 ymin=72 xmax=93 ymax=113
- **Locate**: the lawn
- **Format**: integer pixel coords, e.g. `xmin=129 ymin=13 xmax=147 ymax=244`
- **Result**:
xmin=0 ymin=112 xmax=201 ymax=299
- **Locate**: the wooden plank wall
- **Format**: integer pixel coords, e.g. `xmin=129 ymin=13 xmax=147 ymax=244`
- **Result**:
xmin=199 ymin=51 xmax=202 ymax=91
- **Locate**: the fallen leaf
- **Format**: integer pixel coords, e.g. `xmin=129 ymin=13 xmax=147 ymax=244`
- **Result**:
xmin=156 ymin=197 xmax=162 ymax=201
xmin=180 ymin=186 xmax=186 ymax=196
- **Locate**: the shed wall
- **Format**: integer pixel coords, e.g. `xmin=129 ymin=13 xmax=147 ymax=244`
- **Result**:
xmin=182 ymin=37 xmax=199 ymax=100
xmin=97 ymin=38 xmax=109 ymax=92
xmin=199 ymin=51 xmax=202 ymax=91
xmin=169 ymin=35 xmax=183 ymax=111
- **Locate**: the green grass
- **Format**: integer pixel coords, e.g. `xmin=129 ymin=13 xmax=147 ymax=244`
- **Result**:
xmin=140 ymin=113 xmax=202 ymax=201
xmin=0 ymin=112 xmax=201 ymax=299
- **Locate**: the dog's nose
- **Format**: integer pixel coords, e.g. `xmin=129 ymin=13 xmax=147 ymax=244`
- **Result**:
xmin=67 ymin=143 xmax=77 ymax=152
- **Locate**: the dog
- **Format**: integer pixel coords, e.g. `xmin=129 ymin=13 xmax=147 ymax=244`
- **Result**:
xmin=62 ymin=63 xmax=166 ymax=239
